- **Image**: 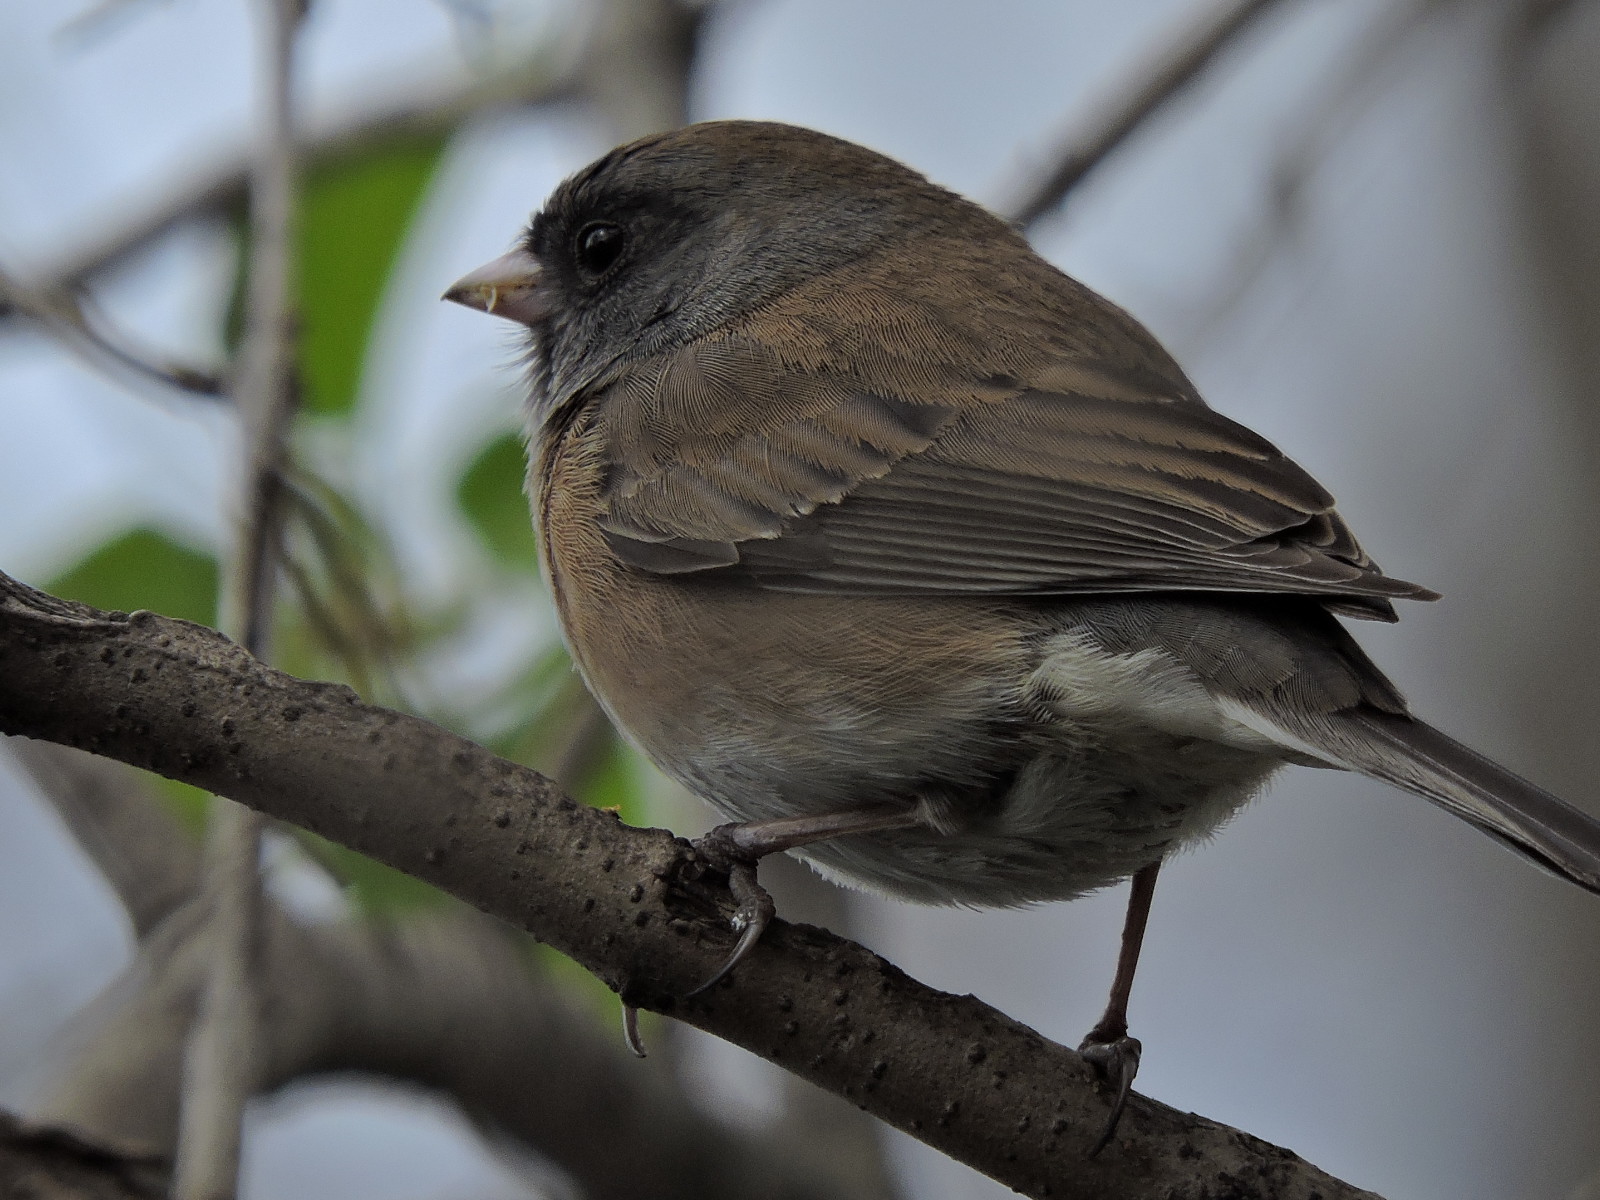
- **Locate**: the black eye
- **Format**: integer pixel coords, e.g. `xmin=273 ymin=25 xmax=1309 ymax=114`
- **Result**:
xmin=575 ymin=222 xmax=625 ymax=275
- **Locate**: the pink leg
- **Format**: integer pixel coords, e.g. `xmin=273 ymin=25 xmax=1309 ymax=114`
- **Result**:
xmin=1078 ymin=859 xmax=1162 ymax=1156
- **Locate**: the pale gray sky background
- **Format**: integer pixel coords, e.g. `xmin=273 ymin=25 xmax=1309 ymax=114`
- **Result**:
xmin=3 ymin=2 xmax=1598 ymax=1198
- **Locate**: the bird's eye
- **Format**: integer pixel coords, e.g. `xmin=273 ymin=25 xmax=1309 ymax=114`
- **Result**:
xmin=575 ymin=222 xmax=625 ymax=276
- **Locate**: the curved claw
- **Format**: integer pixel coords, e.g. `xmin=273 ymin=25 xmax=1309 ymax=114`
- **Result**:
xmin=682 ymin=809 xmax=917 ymax=999
xmin=686 ymin=860 xmax=774 ymax=997
xmin=621 ymin=1002 xmax=647 ymax=1058
xmin=1078 ymin=1033 xmax=1142 ymax=1156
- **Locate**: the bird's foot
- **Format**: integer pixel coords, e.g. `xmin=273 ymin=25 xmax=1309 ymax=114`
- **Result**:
xmin=685 ymin=823 xmax=777 ymax=996
xmin=1077 ymin=1026 xmax=1141 ymax=1157
xmin=682 ymin=807 xmax=923 ymax=996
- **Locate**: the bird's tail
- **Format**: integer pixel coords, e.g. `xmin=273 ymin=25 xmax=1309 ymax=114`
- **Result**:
xmin=1282 ymin=708 xmax=1600 ymax=894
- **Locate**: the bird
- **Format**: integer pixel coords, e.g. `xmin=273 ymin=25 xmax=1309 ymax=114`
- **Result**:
xmin=444 ymin=119 xmax=1600 ymax=1150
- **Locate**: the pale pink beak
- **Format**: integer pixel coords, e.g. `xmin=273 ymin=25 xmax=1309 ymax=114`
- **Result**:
xmin=442 ymin=249 xmax=550 ymax=326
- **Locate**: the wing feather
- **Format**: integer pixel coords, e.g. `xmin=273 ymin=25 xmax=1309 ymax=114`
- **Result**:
xmin=586 ymin=270 xmax=1434 ymax=617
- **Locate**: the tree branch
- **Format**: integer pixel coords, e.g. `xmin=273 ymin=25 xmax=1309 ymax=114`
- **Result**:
xmin=35 ymin=902 xmax=895 ymax=1200
xmin=0 ymin=8 xmax=602 ymax=310
xmin=0 ymin=1111 xmax=166 ymax=1200
xmin=1004 ymin=0 xmax=1291 ymax=229
xmin=172 ymin=2 xmax=303 ymax=1195
xmin=578 ymin=0 xmax=706 ymax=139
xmin=0 ymin=266 xmax=224 ymax=400
xmin=14 ymin=740 xmax=894 ymax=1200
xmin=0 ymin=571 xmax=1384 ymax=1200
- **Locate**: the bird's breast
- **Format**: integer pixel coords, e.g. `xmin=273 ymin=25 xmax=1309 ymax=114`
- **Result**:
xmin=534 ymin=415 xmax=1035 ymax=816
xmin=532 ymin=418 xmax=1284 ymax=906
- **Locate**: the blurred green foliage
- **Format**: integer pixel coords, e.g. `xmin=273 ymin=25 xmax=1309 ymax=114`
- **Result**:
xmin=48 ymin=527 xmax=218 ymax=626
xmin=44 ymin=130 xmax=638 ymax=939
xmin=226 ymin=136 xmax=446 ymax=410
xmin=457 ymin=429 xmax=538 ymax=569
xmin=575 ymin=734 xmax=646 ymax=827
xmin=299 ymin=136 xmax=445 ymax=415
xmin=47 ymin=529 xmax=224 ymax=838
xmin=302 ymin=832 xmax=450 ymax=915
xmin=153 ymin=778 xmax=212 ymax=840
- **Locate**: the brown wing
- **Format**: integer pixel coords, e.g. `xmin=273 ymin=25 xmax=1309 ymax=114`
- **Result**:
xmin=588 ymin=251 xmax=1435 ymax=620
xmin=592 ymin=332 xmax=965 ymax=570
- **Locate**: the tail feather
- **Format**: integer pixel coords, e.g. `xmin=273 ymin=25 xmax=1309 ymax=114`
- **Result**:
xmin=1296 ymin=709 xmax=1600 ymax=895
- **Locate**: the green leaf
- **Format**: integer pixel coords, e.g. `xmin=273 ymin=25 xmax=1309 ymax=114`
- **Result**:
xmin=577 ymin=736 xmax=645 ymax=826
xmin=48 ymin=528 xmax=218 ymax=626
xmin=297 ymin=136 xmax=445 ymax=416
xmin=457 ymin=430 xmax=537 ymax=568
xmin=298 ymin=832 xmax=451 ymax=916
xmin=152 ymin=777 xmax=212 ymax=839
xmin=49 ymin=530 xmax=221 ymax=837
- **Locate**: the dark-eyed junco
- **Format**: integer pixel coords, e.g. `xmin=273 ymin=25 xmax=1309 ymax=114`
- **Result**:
xmin=446 ymin=120 xmax=1600 ymax=1147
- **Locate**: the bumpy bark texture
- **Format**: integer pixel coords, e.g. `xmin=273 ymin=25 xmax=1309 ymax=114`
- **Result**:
xmin=0 ymin=572 xmax=1383 ymax=1200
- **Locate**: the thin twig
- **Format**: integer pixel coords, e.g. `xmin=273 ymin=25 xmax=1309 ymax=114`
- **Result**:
xmin=547 ymin=684 xmax=616 ymax=789
xmin=1173 ymin=0 xmax=1441 ymax=349
xmin=172 ymin=1 xmax=302 ymax=1197
xmin=578 ymin=0 xmax=707 ymax=138
xmin=0 ymin=33 xmax=584 ymax=306
xmin=0 ymin=266 xmax=225 ymax=399
xmin=1507 ymin=0 xmax=1593 ymax=47
xmin=1004 ymin=0 xmax=1292 ymax=229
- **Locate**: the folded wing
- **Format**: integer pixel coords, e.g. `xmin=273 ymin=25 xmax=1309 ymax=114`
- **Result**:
xmin=591 ymin=297 xmax=1434 ymax=620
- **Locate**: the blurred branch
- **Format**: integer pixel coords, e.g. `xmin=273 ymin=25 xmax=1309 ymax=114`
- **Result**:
xmin=1507 ymin=0 xmax=1595 ymax=46
xmin=1004 ymin=0 xmax=1290 ymax=230
xmin=5 ymin=743 xmax=198 ymax=938
xmin=0 ymin=266 xmax=225 ymax=399
xmin=173 ymin=1 xmax=304 ymax=1195
xmin=57 ymin=0 xmax=169 ymax=48
xmin=37 ymin=905 xmax=891 ymax=1200
xmin=13 ymin=67 xmax=574 ymax=300
xmin=173 ymin=808 xmax=265 ymax=1200
xmin=12 ymin=738 xmax=893 ymax=1200
xmin=0 ymin=0 xmax=682 ymax=312
xmin=0 ymin=1111 xmax=167 ymax=1200
xmin=546 ymin=685 xmax=617 ymax=790
xmin=0 ymin=573 xmax=1385 ymax=1200
xmin=578 ymin=0 xmax=708 ymax=138
xmin=1172 ymin=0 xmax=1441 ymax=348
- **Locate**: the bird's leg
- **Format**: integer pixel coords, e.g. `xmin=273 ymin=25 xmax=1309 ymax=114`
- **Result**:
xmin=1078 ymin=858 xmax=1162 ymax=1156
xmin=687 ymin=806 xmax=923 ymax=995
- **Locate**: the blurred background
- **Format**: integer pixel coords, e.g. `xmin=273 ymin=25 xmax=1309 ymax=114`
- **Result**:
xmin=2 ymin=0 xmax=1599 ymax=1197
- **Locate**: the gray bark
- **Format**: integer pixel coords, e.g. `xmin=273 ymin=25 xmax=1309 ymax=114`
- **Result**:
xmin=0 ymin=571 xmax=1383 ymax=1200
